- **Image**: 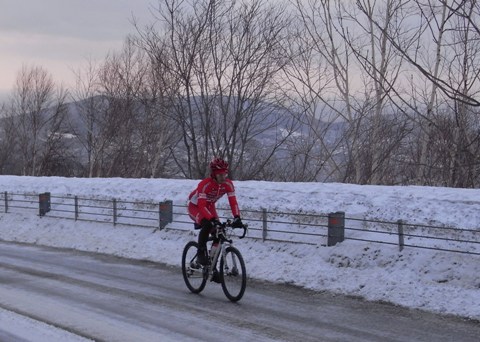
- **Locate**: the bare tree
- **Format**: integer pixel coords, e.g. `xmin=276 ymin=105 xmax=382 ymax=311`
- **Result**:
xmin=70 ymin=59 xmax=106 ymax=177
xmin=287 ymin=0 xmax=357 ymax=182
xmin=288 ymin=0 xmax=411 ymax=184
xmin=442 ymin=1 xmax=480 ymax=186
xmin=132 ymin=38 xmax=181 ymax=178
xmin=386 ymin=0 xmax=480 ymax=187
xmin=340 ymin=0 xmax=415 ymax=184
xmin=96 ymin=40 xmax=144 ymax=177
xmin=402 ymin=0 xmax=451 ymax=184
xmin=390 ymin=0 xmax=480 ymax=107
xmin=9 ymin=65 xmax=68 ymax=176
xmin=135 ymin=0 xmax=297 ymax=180
xmin=0 ymin=103 xmax=19 ymax=174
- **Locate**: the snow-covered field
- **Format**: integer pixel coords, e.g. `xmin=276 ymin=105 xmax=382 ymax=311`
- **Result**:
xmin=0 ymin=176 xmax=479 ymax=339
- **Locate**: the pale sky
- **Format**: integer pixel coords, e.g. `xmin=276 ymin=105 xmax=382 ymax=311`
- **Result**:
xmin=0 ymin=0 xmax=154 ymax=101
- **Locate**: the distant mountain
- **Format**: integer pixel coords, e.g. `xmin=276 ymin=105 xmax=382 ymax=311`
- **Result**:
xmin=0 ymin=94 xmax=347 ymax=179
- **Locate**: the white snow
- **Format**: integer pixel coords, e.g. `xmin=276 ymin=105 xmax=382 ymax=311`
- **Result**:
xmin=0 ymin=175 xmax=479 ymax=340
xmin=0 ymin=309 xmax=90 ymax=341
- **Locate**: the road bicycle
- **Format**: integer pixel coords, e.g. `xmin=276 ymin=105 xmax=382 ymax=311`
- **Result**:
xmin=182 ymin=219 xmax=248 ymax=302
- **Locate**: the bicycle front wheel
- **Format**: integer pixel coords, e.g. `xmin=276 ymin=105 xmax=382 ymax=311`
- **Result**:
xmin=182 ymin=241 xmax=207 ymax=294
xmin=220 ymin=246 xmax=246 ymax=302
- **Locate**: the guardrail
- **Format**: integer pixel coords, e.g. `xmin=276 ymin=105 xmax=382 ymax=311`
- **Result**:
xmin=0 ymin=191 xmax=479 ymax=256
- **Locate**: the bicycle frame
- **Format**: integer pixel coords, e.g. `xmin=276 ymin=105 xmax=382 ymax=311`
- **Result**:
xmin=207 ymin=224 xmax=233 ymax=279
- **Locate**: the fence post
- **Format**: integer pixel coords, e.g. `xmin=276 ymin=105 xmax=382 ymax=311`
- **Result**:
xmin=158 ymin=204 xmax=161 ymax=230
xmin=4 ymin=191 xmax=8 ymax=213
xmin=113 ymin=199 xmax=117 ymax=226
xmin=262 ymin=208 xmax=267 ymax=241
xmin=74 ymin=196 xmax=79 ymax=221
xmin=398 ymin=220 xmax=404 ymax=252
xmin=159 ymin=200 xmax=173 ymax=230
xmin=39 ymin=192 xmax=51 ymax=217
xmin=327 ymin=211 xmax=345 ymax=246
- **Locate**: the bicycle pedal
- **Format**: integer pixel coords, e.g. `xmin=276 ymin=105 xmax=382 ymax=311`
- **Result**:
xmin=190 ymin=261 xmax=202 ymax=269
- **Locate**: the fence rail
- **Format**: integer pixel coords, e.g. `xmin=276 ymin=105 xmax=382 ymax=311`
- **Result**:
xmin=0 ymin=191 xmax=479 ymax=256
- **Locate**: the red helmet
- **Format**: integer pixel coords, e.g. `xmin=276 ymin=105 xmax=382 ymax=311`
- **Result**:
xmin=210 ymin=158 xmax=229 ymax=175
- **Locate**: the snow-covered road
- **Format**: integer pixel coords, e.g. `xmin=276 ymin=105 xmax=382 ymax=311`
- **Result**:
xmin=0 ymin=241 xmax=479 ymax=342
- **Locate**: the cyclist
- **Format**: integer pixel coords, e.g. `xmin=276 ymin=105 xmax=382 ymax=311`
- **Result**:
xmin=188 ymin=157 xmax=243 ymax=265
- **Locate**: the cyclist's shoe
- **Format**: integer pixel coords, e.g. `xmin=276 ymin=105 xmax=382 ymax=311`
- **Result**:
xmin=196 ymin=248 xmax=208 ymax=266
xmin=190 ymin=261 xmax=201 ymax=269
xmin=211 ymin=269 xmax=221 ymax=283
xmin=229 ymin=267 xmax=239 ymax=277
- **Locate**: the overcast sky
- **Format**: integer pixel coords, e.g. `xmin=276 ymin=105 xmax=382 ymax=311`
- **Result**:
xmin=0 ymin=0 xmax=154 ymax=100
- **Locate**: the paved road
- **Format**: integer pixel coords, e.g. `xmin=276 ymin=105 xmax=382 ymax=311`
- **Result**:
xmin=0 ymin=241 xmax=478 ymax=341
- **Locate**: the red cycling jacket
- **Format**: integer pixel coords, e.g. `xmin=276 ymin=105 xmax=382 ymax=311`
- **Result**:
xmin=188 ymin=176 xmax=240 ymax=224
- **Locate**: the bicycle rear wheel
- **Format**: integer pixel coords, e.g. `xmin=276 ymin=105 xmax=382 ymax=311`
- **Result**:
xmin=182 ymin=241 xmax=207 ymax=293
xmin=220 ymin=246 xmax=246 ymax=302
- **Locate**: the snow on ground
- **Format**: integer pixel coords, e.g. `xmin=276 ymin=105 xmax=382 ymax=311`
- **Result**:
xmin=0 ymin=176 xmax=479 ymax=339
xmin=0 ymin=308 xmax=92 ymax=341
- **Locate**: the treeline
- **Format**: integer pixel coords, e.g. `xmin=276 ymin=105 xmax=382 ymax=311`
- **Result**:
xmin=0 ymin=0 xmax=479 ymax=187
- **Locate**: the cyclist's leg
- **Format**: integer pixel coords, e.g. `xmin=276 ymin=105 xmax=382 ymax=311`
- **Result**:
xmin=197 ymin=218 xmax=214 ymax=265
xmin=188 ymin=204 xmax=208 ymax=265
xmin=198 ymin=218 xmax=212 ymax=247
